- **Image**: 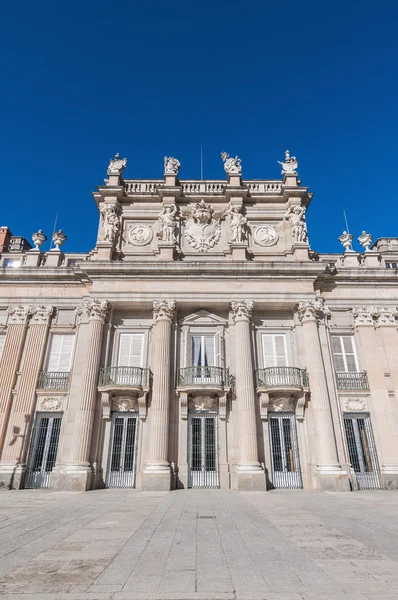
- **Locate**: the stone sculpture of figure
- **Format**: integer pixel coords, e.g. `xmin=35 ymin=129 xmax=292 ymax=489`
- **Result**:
xmin=100 ymin=204 xmax=120 ymax=243
xmin=278 ymin=149 xmax=298 ymax=175
xmin=338 ymin=231 xmax=353 ymax=252
xmin=358 ymin=231 xmax=373 ymax=251
xmin=157 ymin=204 xmax=177 ymax=243
xmin=220 ymin=151 xmax=242 ymax=175
xmin=164 ymin=156 xmax=181 ymax=175
xmin=226 ymin=203 xmax=247 ymax=243
xmin=284 ymin=205 xmax=308 ymax=243
xmin=107 ymin=153 xmax=127 ymax=176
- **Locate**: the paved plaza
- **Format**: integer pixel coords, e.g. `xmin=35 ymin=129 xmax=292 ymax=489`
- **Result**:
xmin=0 ymin=490 xmax=398 ymax=600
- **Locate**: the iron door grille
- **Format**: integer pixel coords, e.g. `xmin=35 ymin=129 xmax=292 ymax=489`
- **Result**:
xmin=268 ymin=412 xmax=302 ymax=489
xmin=343 ymin=412 xmax=381 ymax=489
xmin=106 ymin=412 xmax=139 ymax=488
xmin=26 ymin=412 xmax=62 ymax=489
xmin=188 ymin=411 xmax=219 ymax=489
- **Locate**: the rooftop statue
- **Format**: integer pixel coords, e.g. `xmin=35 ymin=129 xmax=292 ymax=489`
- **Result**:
xmin=52 ymin=230 xmax=67 ymax=249
xmin=338 ymin=231 xmax=354 ymax=252
xmin=358 ymin=231 xmax=373 ymax=252
xmin=164 ymin=156 xmax=181 ymax=175
xmin=220 ymin=152 xmax=242 ymax=175
xmin=107 ymin=153 xmax=127 ymax=176
xmin=278 ymin=149 xmax=298 ymax=175
xmin=32 ymin=229 xmax=47 ymax=250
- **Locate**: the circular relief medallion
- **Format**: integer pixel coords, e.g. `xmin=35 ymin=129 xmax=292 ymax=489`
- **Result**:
xmin=254 ymin=225 xmax=278 ymax=247
xmin=128 ymin=224 xmax=153 ymax=246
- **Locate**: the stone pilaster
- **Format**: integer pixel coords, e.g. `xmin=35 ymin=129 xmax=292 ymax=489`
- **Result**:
xmin=231 ymin=300 xmax=265 ymax=490
xmin=0 ymin=307 xmax=31 ymax=460
xmin=61 ymin=299 xmax=109 ymax=491
xmin=0 ymin=306 xmax=53 ymax=489
xmin=353 ymin=306 xmax=398 ymax=489
xmin=297 ymin=299 xmax=349 ymax=491
xmin=142 ymin=300 xmax=175 ymax=491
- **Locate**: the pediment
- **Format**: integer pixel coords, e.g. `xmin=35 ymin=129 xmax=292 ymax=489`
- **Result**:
xmin=182 ymin=310 xmax=227 ymax=325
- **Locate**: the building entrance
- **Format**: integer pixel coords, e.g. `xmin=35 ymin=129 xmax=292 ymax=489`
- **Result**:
xmin=188 ymin=411 xmax=219 ymax=489
xmin=268 ymin=412 xmax=302 ymax=489
xmin=26 ymin=412 xmax=62 ymax=489
xmin=343 ymin=413 xmax=381 ymax=489
xmin=106 ymin=412 xmax=139 ymax=488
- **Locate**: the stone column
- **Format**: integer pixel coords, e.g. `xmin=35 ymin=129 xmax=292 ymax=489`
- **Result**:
xmin=0 ymin=306 xmax=31 ymax=457
xmin=0 ymin=306 xmax=53 ymax=489
xmin=231 ymin=301 xmax=265 ymax=490
xmin=297 ymin=299 xmax=349 ymax=491
xmin=62 ymin=299 xmax=109 ymax=491
xmin=353 ymin=306 xmax=398 ymax=489
xmin=142 ymin=300 xmax=175 ymax=491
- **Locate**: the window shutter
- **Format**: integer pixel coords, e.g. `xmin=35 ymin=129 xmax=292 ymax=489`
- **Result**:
xmin=46 ymin=335 xmax=74 ymax=372
xmin=204 ymin=336 xmax=215 ymax=366
xmin=46 ymin=335 xmax=63 ymax=371
xmin=274 ymin=335 xmax=288 ymax=366
xmin=331 ymin=336 xmax=358 ymax=372
xmin=191 ymin=336 xmax=201 ymax=366
xmin=58 ymin=336 xmax=75 ymax=371
xmin=0 ymin=335 xmax=6 ymax=360
xmin=262 ymin=334 xmax=287 ymax=367
xmin=118 ymin=334 xmax=144 ymax=367
xmin=262 ymin=334 xmax=275 ymax=367
xmin=342 ymin=336 xmax=358 ymax=372
xmin=214 ymin=331 xmax=221 ymax=367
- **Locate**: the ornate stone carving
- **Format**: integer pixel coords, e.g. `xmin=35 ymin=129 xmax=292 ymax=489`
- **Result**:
xmin=220 ymin=151 xmax=242 ymax=175
xmin=157 ymin=204 xmax=177 ymax=243
xmin=226 ymin=203 xmax=247 ymax=243
xmin=30 ymin=305 xmax=54 ymax=325
xmin=278 ymin=150 xmax=298 ymax=175
xmin=284 ymin=205 xmax=308 ymax=244
xmin=188 ymin=395 xmax=218 ymax=411
xmin=270 ymin=395 xmax=295 ymax=412
xmin=358 ymin=231 xmax=373 ymax=252
xmin=338 ymin=231 xmax=353 ymax=252
xmin=253 ymin=225 xmax=278 ymax=247
xmin=100 ymin=204 xmax=120 ymax=244
xmin=343 ymin=397 xmax=367 ymax=412
xmin=40 ymin=397 xmax=63 ymax=411
xmin=153 ymin=300 xmax=175 ymax=322
xmin=7 ymin=305 xmax=32 ymax=324
xmin=231 ymin=300 xmax=254 ymax=322
xmin=128 ymin=224 xmax=153 ymax=246
xmin=81 ymin=299 xmax=109 ymax=323
xmin=164 ymin=156 xmax=180 ymax=174
xmin=32 ymin=229 xmax=47 ymax=250
xmin=107 ymin=153 xmax=127 ymax=176
xmin=352 ymin=306 xmax=379 ymax=326
xmin=376 ymin=307 xmax=398 ymax=326
xmin=52 ymin=230 xmax=66 ymax=249
xmin=183 ymin=200 xmax=222 ymax=252
xmin=297 ymin=299 xmax=331 ymax=323
xmin=112 ymin=395 xmax=138 ymax=412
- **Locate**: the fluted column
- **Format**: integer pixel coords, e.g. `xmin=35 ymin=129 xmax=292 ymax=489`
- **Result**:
xmin=353 ymin=306 xmax=398 ymax=488
xmin=0 ymin=306 xmax=31 ymax=454
xmin=231 ymin=301 xmax=265 ymax=490
xmin=0 ymin=306 xmax=53 ymax=489
xmin=142 ymin=300 xmax=175 ymax=491
xmin=377 ymin=308 xmax=398 ymax=400
xmin=297 ymin=299 xmax=349 ymax=490
xmin=65 ymin=300 xmax=109 ymax=488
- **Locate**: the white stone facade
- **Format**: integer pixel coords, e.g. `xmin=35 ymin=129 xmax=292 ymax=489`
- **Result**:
xmin=0 ymin=155 xmax=398 ymax=493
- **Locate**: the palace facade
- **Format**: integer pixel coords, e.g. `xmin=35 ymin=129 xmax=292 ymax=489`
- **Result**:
xmin=0 ymin=152 xmax=398 ymax=493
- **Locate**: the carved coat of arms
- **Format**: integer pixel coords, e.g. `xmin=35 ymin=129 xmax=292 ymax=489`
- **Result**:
xmin=183 ymin=200 xmax=223 ymax=252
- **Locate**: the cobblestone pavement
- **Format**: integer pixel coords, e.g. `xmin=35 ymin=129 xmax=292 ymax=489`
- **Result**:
xmin=0 ymin=489 xmax=398 ymax=600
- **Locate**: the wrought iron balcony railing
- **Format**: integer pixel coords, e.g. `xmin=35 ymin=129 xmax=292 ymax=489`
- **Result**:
xmin=98 ymin=366 xmax=150 ymax=388
xmin=255 ymin=367 xmax=309 ymax=389
xmin=37 ymin=371 xmax=70 ymax=390
xmin=178 ymin=366 xmax=229 ymax=387
xmin=335 ymin=371 xmax=369 ymax=390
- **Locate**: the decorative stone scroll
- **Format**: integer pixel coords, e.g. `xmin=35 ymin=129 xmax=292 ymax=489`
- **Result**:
xmin=296 ymin=298 xmax=331 ymax=323
xmin=270 ymin=395 xmax=295 ymax=412
xmin=153 ymin=300 xmax=176 ymax=322
xmin=231 ymin=300 xmax=254 ymax=322
xmin=30 ymin=305 xmax=54 ymax=325
xmin=112 ymin=395 xmax=138 ymax=412
xmin=107 ymin=153 xmax=127 ymax=176
xmin=128 ymin=224 xmax=153 ymax=246
xmin=343 ymin=397 xmax=367 ymax=412
xmin=7 ymin=305 xmax=32 ymax=324
xmin=80 ymin=299 xmax=109 ymax=323
xmin=188 ymin=395 xmax=219 ymax=412
xmin=39 ymin=397 xmax=63 ymax=411
xmin=253 ymin=225 xmax=278 ymax=247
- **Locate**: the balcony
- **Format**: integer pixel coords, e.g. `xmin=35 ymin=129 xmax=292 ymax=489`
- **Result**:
xmin=178 ymin=366 xmax=229 ymax=389
xmin=335 ymin=371 xmax=369 ymax=390
xmin=98 ymin=366 xmax=150 ymax=391
xmin=37 ymin=371 xmax=70 ymax=390
xmin=255 ymin=367 xmax=309 ymax=390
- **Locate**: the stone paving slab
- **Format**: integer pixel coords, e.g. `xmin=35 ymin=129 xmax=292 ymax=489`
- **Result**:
xmin=0 ymin=489 xmax=398 ymax=599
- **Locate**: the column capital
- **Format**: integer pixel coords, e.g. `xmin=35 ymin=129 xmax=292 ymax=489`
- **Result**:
xmin=7 ymin=305 xmax=33 ymax=325
xmin=376 ymin=307 xmax=398 ymax=326
xmin=78 ymin=299 xmax=110 ymax=323
xmin=231 ymin=300 xmax=254 ymax=322
xmin=153 ymin=300 xmax=175 ymax=322
xmin=297 ymin=298 xmax=330 ymax=324
xmin=30 ymin=305 xmax=54 ymax=325
xmin=352 ymin=306 xmax=380 ymax=327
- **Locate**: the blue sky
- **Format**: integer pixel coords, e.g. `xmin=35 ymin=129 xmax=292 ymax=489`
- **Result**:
xmin=0 ymin=1 xmax=396 ymax=254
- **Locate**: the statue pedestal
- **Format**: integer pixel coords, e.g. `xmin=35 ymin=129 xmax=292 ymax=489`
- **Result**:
xmin=292 ymin=244 xmax=309 ymax=261
xmin=363 ymin=251 xmax=381 ymax=268
xmin=25 ymin=250 xmax=42 ymax=267
xmin=229 ymin=242 xmax=248 ymax=261
xmin=227 ymin=174 xmax=242 ymax=187
xmin=157 ymin=242 xmax=175 ymax=262
xmin=46 ymin=250 xmax=64 ymax=267
xmin=343 ymin=252 xmax=360 ymax=268
xmin=93 ymin=242 xmax=113 ymax=261
xmin=283 ymin=174 xmax=298 ymax=187
xmin=164 ymin=173 xmax=178 ymax=187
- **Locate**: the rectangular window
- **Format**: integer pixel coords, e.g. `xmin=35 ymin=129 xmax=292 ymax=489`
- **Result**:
xmin=261 ymin=334 xmax=288 ymax=367
xmin=331 ymin=336 xmax=359 ymax=372
xmin=118 ymin=333 xmax=144 ymax=367
xmin=385 ymin=262 xmax=398 ymax=269
xmin=191 ymin=335 xmax=216 ymax=367
xmin=46 ymin=334 xmax=75 ymax=372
